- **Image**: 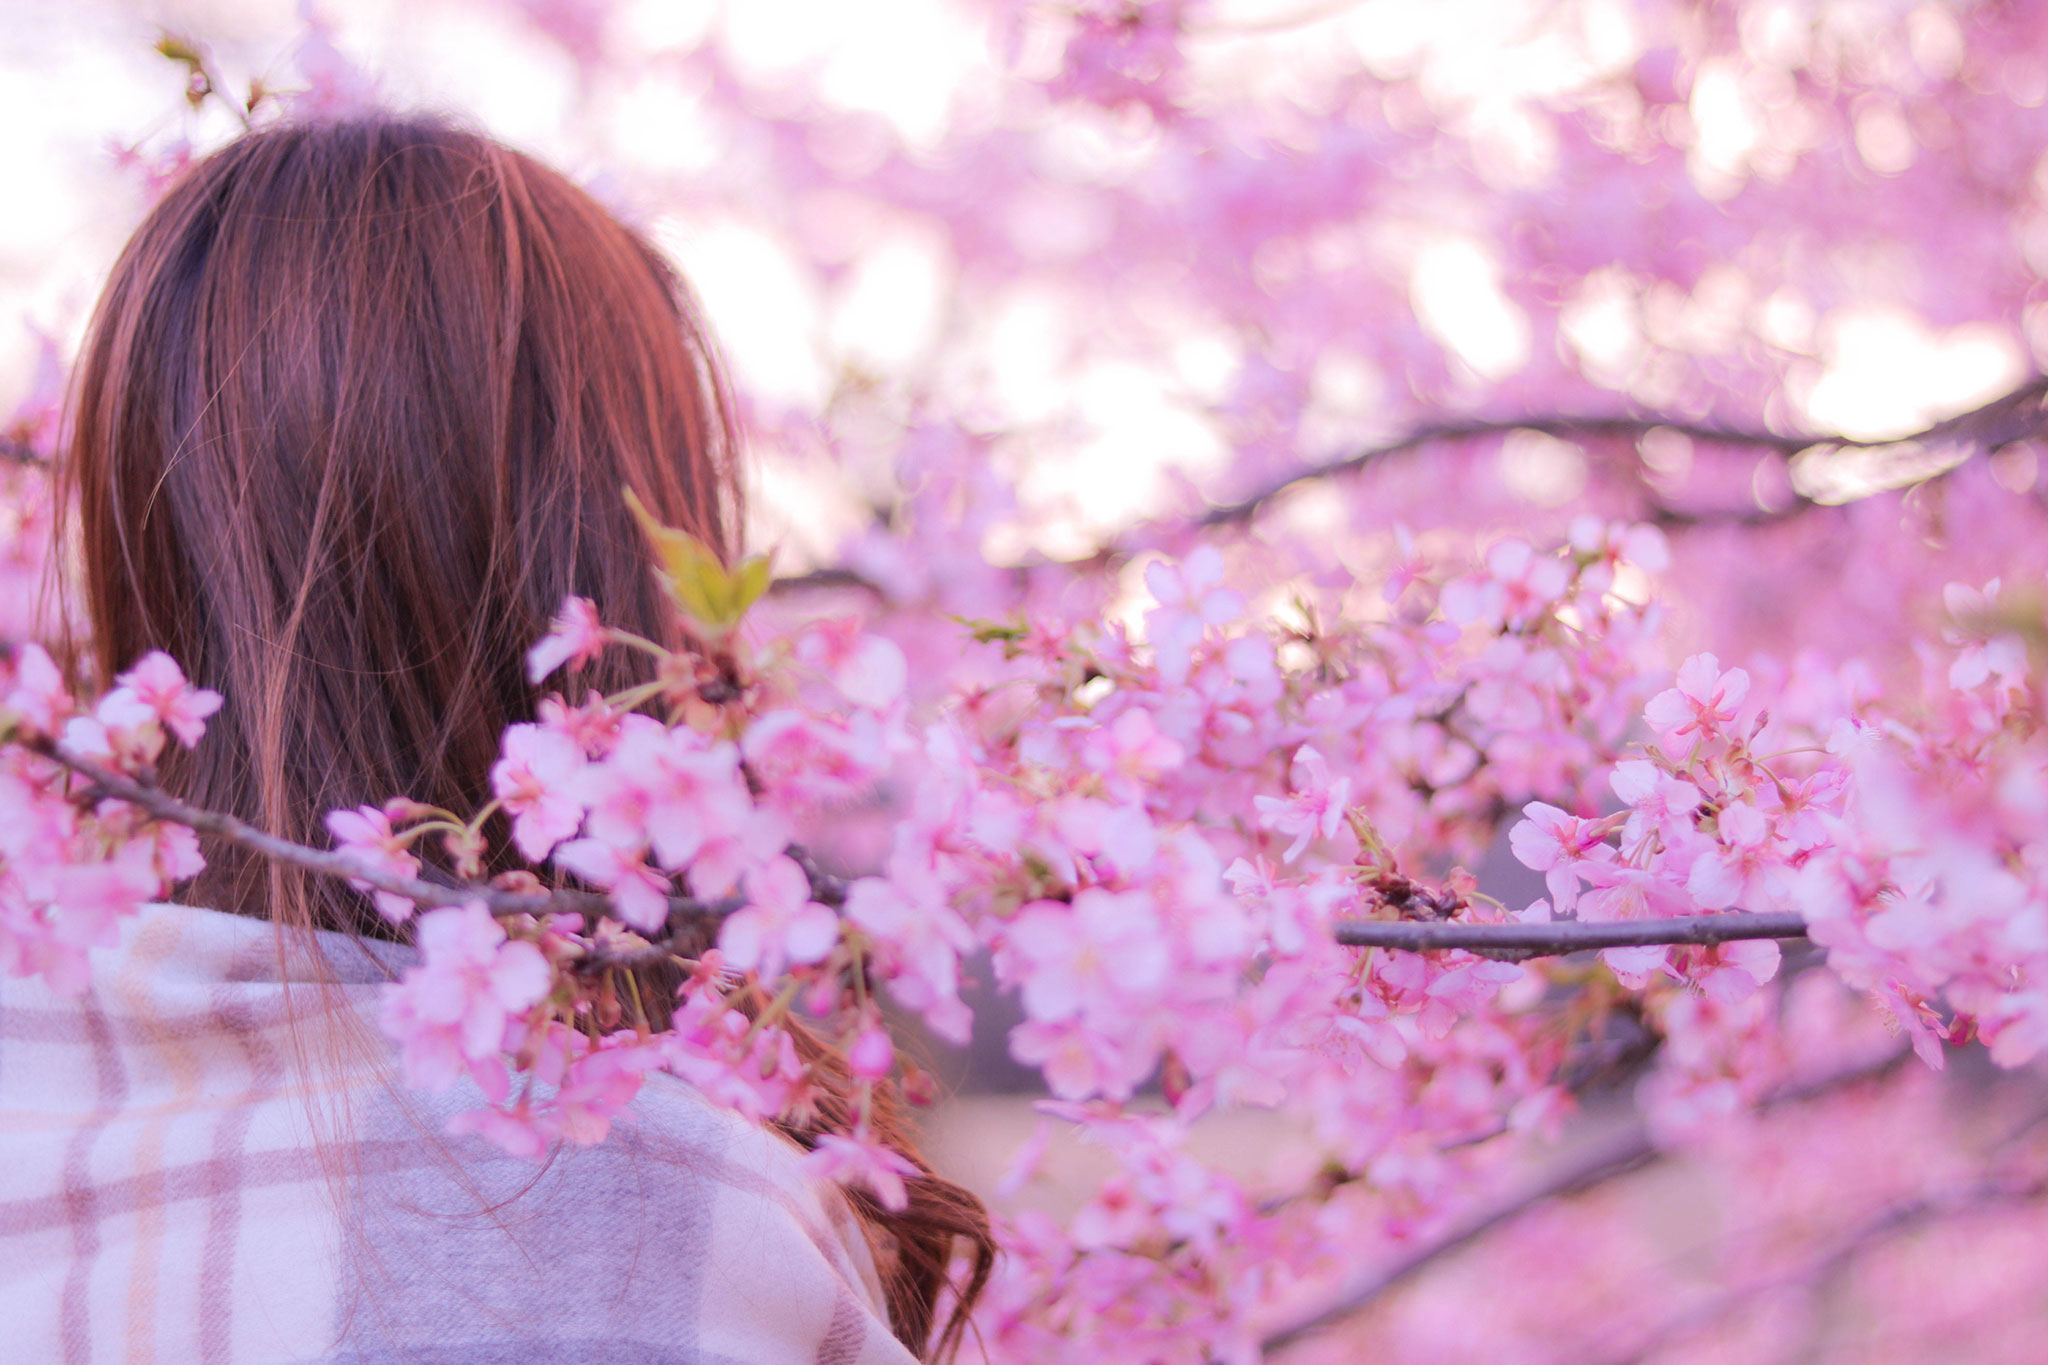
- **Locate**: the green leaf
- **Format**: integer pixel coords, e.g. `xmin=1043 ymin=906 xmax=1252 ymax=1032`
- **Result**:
xmin=623 ymin=487 xmax=772 ymax=634
xmin=730 ymin=554 xmax=773 ymax=618
xmin=951 ymin=614 xmax=1030 ymax=645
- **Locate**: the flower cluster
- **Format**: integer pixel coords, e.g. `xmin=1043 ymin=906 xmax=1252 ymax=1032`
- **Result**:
xmin=0 ymin=646 xmax=215 ymax=992
xmin=26 ymin=513 xmax=2048 ymax=1356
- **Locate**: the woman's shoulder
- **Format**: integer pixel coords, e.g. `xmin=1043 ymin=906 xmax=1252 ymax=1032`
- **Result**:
xmin=327 ymin=1067 xmax=913 ymax=1363
xmin=0 ymin=902 xmax=915 ymax=1364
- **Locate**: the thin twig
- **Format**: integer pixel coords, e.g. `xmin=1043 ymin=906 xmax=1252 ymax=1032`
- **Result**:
xmin=1332 ymin=911 xmax=1810 ymax=961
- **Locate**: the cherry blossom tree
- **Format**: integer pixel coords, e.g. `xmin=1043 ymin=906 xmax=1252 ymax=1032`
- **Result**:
xmin=10 ymin=1 xmax=2048 ymax=1359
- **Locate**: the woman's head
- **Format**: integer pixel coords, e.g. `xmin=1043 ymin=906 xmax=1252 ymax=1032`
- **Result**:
xmin=64 ymin=116 xmax=738 ymax=936
xmin=62 ymin=116 xmax=991 ymax=1360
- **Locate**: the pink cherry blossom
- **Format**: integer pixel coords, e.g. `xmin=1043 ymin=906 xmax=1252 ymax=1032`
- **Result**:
xmin=2 ymin=644 xmax=70 ymax=737
xmin=1941 ymin=578 xmax=2029 ymax=691
xmin=1078 ymin=707 xmax=1185 ymax=790
xmin=1570 ymin=516 xmax=1671 ymax=591
xmin=581 ymin=719 xmax=756 ymax=878
xmin=847 ymin=1024 xmax=894 ymax=1081
xmin=528 ymin=1028 xmax=659 ymax=1146
xmin=104 ymin=651 xmax=222 ymax=749
xmin=1001 ymin=889 xmax=1171 ymax=1028
xmin=1643 ymin=653 xmax=1751 ymax=757
xmin=1380 ymin=523 xmax=1430 ymax=604
xmin=742 ymin=709 xmax=887 ymax=810
xmin=803 ymin=1130 xmax=921 ymax=1212
xmin=1007 ymin=1017 xmax=1135 ymax=1101
xmin=1508 ymin=802 xmax=1616 ymax=916
xmin=718 ymin=854 xmax=839 ymax=978
xmin=1610 ymin=758 xmax=1701 ymax=848
xmin=1442 ymin=539 xmax=1574 ymax=630
xmin=1143 ymin=547 xmax=1244 ymax=685
xmin=525 ymin=596 xmax=608 ymax=684
xmin=1677 ymin=938 xmax=1783 ymax=1005
xmin=8 ymin=839 xmax=161 ymax=995
xmin=1685 ymin=801 xmax=1781 ymax=911
xmin=551 ymin=837 xmax=673 ymax=934
xmin=380 ymin=901 xmax=551 ymax=1092
xmin=537 ymin=690 xmax=623 ymax=757
xmin=491 ymin=722 xmax=586 ymax=861
xmin=792 ymin=620 xmax=908 ymax=710
xmin=658 ymin=993 xmax=806 ymax=1122
xmin=325 ymin=805 xmax=423 ymax=924
xmin=843 ymin=870 xmax=974 ymax=1044
xmin=1252 ymin=746 xmax=1352 ymax=862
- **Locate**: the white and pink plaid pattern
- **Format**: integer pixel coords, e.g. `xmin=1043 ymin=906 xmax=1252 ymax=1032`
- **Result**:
xmin=0 ymin=902 xmax=915 ymax=1364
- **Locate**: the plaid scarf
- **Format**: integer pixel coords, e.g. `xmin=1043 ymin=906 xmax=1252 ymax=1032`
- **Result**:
xmin=0 ymin=901 xmax=914 ymax=1364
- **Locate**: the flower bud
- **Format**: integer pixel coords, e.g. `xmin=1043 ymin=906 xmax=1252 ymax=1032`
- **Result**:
xmin=848 ymin=1025 xmax=894 ymax=1080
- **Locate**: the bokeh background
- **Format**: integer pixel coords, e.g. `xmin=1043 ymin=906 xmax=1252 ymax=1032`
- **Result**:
xmin=5 ymin=0 xmax=2030 ymax=554
xmin=10 ymin=3 xmax=2048 ymax=1360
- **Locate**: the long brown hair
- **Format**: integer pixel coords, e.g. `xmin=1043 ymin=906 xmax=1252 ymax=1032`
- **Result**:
xmin=61 ymin=116 xmax=989 ymax=1358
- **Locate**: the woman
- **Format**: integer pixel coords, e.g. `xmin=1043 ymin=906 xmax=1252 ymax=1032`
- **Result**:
xmin=0 ymin=117 xmax=990 ymax=1362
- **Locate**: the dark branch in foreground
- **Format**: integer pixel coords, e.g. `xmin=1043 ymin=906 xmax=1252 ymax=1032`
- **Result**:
xmin=24 ymin=737 xmax=746 ymax=964
xmin=27 ymin=736 xmax=1812 ymax=969
xmin=1332 ymin=911 xmax=1810 ymax=961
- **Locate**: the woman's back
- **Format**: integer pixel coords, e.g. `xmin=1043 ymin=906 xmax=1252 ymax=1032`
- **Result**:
xmin=0 ymin=900 xmax=911 ymax=1364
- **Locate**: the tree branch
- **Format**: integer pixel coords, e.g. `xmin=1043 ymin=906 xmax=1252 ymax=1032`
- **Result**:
xmin=1258 ymin=1046 xmax=1913 ymax=1357
xmin=1331 ymin=911 xmax=1809 ymax=961
xmin=21 ymin=734 xmax=1811 ymax=970
xmin=1200 ymin=413 xmax=1800 ymax=529
xmin=1582 ymin=1092 xmax=2048 ymax=1365
xmin=21 ymin=736 xmax=748 ymax=961
xmin=1585 ymin=1176 xmax=2048 ymax=1365
xmin=768 ymin=565 xmax=884 ymax=596
xmin=770 ymin=375 xmax=2048 ymax=599
xmin=1203 ymin=375 xmax=2048 ymax=530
